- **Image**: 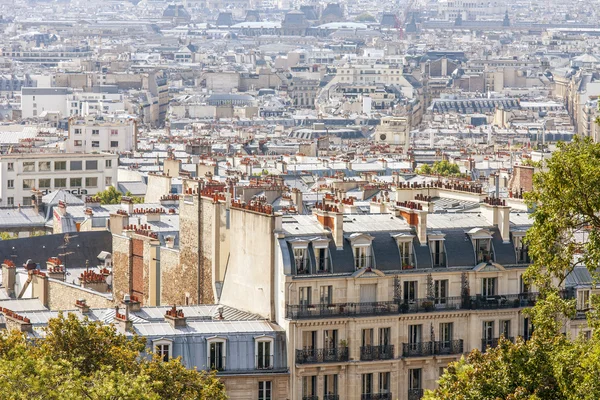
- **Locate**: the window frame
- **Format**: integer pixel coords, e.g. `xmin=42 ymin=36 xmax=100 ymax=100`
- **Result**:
xmin=255 ymin=336 xmax=274 ymax=370
xmin=152 ymin=338 xmax=173 ymax=362
xmin=207 ymin=337 xmax=227 ymax=371
xmin=258 ymin=381 xmax=272 ymax=400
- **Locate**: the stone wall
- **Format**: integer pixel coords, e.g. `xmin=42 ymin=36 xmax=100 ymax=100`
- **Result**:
xmin=220 ymin=375 xmax=289 ymax=400
xmin=112 ymin=234 xmax=132 ymax=304
xmin=46 ymin=279 xmax=114 ymax=310
xmin=159 ymin=246 xmax=187 ymax=305
xmin=177 ymin=196 xmax=200 ymax=304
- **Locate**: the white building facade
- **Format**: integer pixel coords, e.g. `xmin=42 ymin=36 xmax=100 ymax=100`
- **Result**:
xmin=66 ymin=116 xmax=137 ymax=153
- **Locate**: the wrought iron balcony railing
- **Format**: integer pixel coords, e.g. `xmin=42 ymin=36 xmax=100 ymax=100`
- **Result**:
xmin=408 ymin=389 xmax=424 ymax=400
xmin=403 ymin=340 xmax=464 ymax=357
xmin=296 ymin=347 xmax=349 ymax=364
xmin=360 ymin=345 xmax=394 ymax=361
xmin=481 ymin=337 xmax=515 ymax=352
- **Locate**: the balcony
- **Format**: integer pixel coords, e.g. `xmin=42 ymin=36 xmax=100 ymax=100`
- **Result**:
xmin=296 ymin=347 xmax=349 ymax=364
xmin=360 ymin=345 xmax=394 ymax=361
xmin=285 ymin=293 xmax=538 ymax=320
xmin=403 ymin=340 xmax=464 ymax=357
xmin=361 ymin=394 xmax=392 ymax=400
xmin=323 ymin=395 xmax=339 ymax=400
xmin=408 ymin=389 xmax=424 ymax=400
xmin=481 ymin=337 xmax=515 ymax=352
xmin=256 ymin=355 xmax=274 ymax=370
xmin=302 ymin=396 xmax=319 ymax=400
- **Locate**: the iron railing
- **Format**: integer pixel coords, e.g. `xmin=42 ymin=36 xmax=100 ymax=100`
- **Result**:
xmin=302 ymin=396 xmax=319 ymax=400
xmin=403 ymin=340 xmax=463 ymax=357
xmin=360 ymin=345 xmax=394 ymax=361
xmin=481 ymin=337 xmax=515 ymax=352
xmin=361 ymin=394 xmax=392 ymax=400
xmin=408 ymin=389 xmax=424 ymax=400
xmin=256 ymin=354 xmax=274 ymax=370
xmin=286 ymin=293 xmax=539 ymax=319
xmin=296 ymin=347 xmax=349 ymax=364
xmin=323 ymin=395 xmax=339 ymax=400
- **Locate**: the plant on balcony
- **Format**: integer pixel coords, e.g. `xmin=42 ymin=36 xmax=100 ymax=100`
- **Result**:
xmin=399 ymin=302 xmax=409 ymax=313
xmin=339 ymin=339 xmax=348 ymax=348
xmin=422 ymin=301 xmax=434 ymax=312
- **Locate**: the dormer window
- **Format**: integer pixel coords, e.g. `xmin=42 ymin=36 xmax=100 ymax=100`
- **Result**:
xmin=467 ymin=228 xmax=494 ymax=264
xmin=311 ymin=238 xmax=331 ymax=273
xmin=512 ymin=232 xmax=530 ymax=264
xmin=207 ymin=338 xmax=227 ymax=371
xmin=347 ymin=233 xmax=375 ymax=270
xmin=428 ymin=232 xmax=446 ymax=268
xmin=294 ymin=248 xmax=309 ymax=274
xmin=392 ymin=234 xmax=415 ymax=269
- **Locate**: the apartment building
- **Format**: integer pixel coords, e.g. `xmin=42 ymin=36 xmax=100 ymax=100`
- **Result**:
xmin=0 ymin=152 xmax=118 ymax=206
xmin=67 ymin=116 xmax=137 ymax=153
xmin=216 ymin=183 xmax=537 ymax=400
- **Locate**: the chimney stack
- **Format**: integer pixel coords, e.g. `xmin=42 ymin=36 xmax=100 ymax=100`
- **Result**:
xmin=75 ymin=299 xmax=90 ymax=314
xmin=1 ymin=260 xmax=16 ymax=297
xmin=165 ymin=304 xmax=186 ymax=328
xmin=313 ymin=203 xmax=344 ymax=250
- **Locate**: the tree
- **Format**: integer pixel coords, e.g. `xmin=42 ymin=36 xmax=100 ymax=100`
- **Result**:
xmin=0 ymin=313 xmax=227 ymax=400
xmin=426 ymin=137 xmax=600 ymax=400
xmin=356 ymin=13 xmax=376 ymax=22
xmin=417 ymin=160 xmax=461 ymax=176
xmin=96 ymin=186 xmax=143 ymax=205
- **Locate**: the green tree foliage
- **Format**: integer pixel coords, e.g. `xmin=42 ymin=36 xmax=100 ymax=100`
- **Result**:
xmin=96 ymin=186 xmax=143 ymax=205
xmin=356 ymin=13 xmax=376 ymax=22
xmin=0 ymin=313 xmax=227 ymax=400
xmin=417 ymin=160 xmax=462 ymax=176
xmin=426 ymin=137 xmax=600 ymax=400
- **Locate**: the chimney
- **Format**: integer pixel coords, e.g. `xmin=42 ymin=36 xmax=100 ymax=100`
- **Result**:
xmin=497 ymin=204 xmax=511 ymax=243
xmin=313 ymin=204 xmax=344 ymax=250
xmin=114 ymin=299 xmax=132 ymax=333
xmin=2 ymin=309 xmax=32 ymax=333
xmin=481 ymin=198 xmax=511 ymax=243
xmin=1 ymin=260 xmax=16 ymax=297
xmin=109 ymin=210 xmax=129 ymax=235
xmin=121 ymin=197 xmax=134 ymax=214
xmin=128 ymin=294 xmax=142 ymax=312
xmin=56 ymin=200 xmax=67 ymax=217
xmin=75 ymin=298 xmax=90 ymax=314
xmin=165 ymin=304 xmax=187 ymax=328
xmin=165 ymin=235 xmax=175 ymax=249
xmin=145 ymin=209 xmax=162 ymax=222
xmin=291 ymin=188 xmax=303 ymax=214
xmin=46 ymin=257 xmax=65 ymax=281
xmin=395 ymin=202 xmax=428 ymax=245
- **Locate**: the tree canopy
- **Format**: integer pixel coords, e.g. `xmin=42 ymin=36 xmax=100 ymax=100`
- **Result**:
xmin=417 ymin=160 xmax=462 ymax=176
xmin=426 ymin=137 xmax=600 ymax=400
xmin=0 ymin=312 xmax=227 ymax=400
xmin=96 ymin=186 xmax=143 ymax=205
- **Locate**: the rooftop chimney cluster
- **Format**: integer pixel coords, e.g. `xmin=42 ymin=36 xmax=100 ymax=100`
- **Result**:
xmin=2 ymin=260 xmax=15 ymax=268
xmin=415 ymin=194 xmax=433 ymax=202
xmin=231 ymin=199 xmax=274 ymax=215
xmin=483 ymin=197 xmax=506 ymax=206
xmin=2 ymin=308 xmax=30 ymax=323
xmin=509 ymin=188 xmax=524 ymax=199
xmin=314 ymin=202 xmax=340 ymax=213
xmin=133 ymin=207 xmax=165 ymax=214
xmin=124 ymin=225 xmax=159 ymax=239
xmin=160 ymin=194 xmax=180 ymax=201
xmin=166 ymin=305 xmax=185 ymax=318
xmin=396 ymin=201 xmax=423 ymax=210
xmin=80 ymin=270 xmax=106 ymax=283
xmin=116 ymin=209 xmax=129 ymax=216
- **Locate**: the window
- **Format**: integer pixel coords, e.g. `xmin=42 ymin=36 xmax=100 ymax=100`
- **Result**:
xmin=22 ymin=179 xmax=34 ymax=190
xmin=207 ymin=339 xmax=226 ymax=371
xmin=70 ymin=161 xmax=82 ymax=171
xmin=324 ymin=375 xmax=338 ymax=399
xmin=409 ymin=324 xmax=422 ymax=346
xmin=483 ymin=321 xmax=495 ymax=345
xmin=440 ymin=322 xmax=453 ymax=348
xmin=320 ymin=285 xmax=333 ymax=305
xmin=7 ymin=197 xmax=13 ymax=206
xmin=324 ymin=329 xmax=338 ymax=349
xmin=7 ymin=180 xmax=13 ymax=189
xmin=110 ymin=141 xmax=119 ymax=148
xmin=353 ymin=246 xmax=371 ymax=269
xmin=513 ymin=234 xmax=530 ymax=263
xmin=91 ymin=141 xmax=100 ymax=148
xmin=482 ymin=277 xmax=497 ymax=297
xmin=379 ymin=372 xmax=391 ymax=394
xmin=520 ymin=275 xmax=530 ymax=294
xmin=476 ymin=238 xmax=492 ymax=263
xmin=315 ymin=246 xmax=329 ymax=272
xmin=294 ymin=247 xmax=308 ymax=274
xmin=105 ymin=160 xmax=112 ymax=168
xmin=362 ymin=373 xmax=373 ymax=396
xmin=23 ymin=162 xmax=35 ymax=172
xmin=362 ymin=328 xmax=374 ymax=347
xmin=434 ymin=279 xmax=448 ymax=305
xmin=154 ymin=340 xmax=171 ymax=362
xmin=430 ymin=239 xmax=445 ymax=267
xmin=409 ymin=368 xmax=422 ymax=390
xmin=302 ymin=330 xmax=316 ymax=349
xmin=92 ymin=129 xmax=99 ymax=135
xmin=303 ymin=376 xmax=317 ymax=398
xmin=399 ymin=240 xmax=413 ymax=268
xmin=256 ymin=339 xmax=273 ymax=369
xmin=258 ymin=381 xmax=271 ymax=400
xmin=54 ymin=161 xmax=66 ymax=171
xmin=74 ymin=128 xmax=81 ymax=135
xmin=404 ymin=280 xmax=418 ymax=301
xmin=70 ymin=178 xmax=82 ymax=188
xmin=86 ymin=160 xmax=98 ymax=170
xmin=299 ymin=287 xmax=311 ymax=306
xmin=22 ymin=197 xmax=32 ymax=206
xmin=74 ymin=140 xmax=83 ymax=147
xmin=7 ymin=162 xmax=13 ymax=171
xmin=55 ymin=178 xmax=67 ymax=188
xmin=578 ymin=289 xmax=591 ymax=311
xmin=501 ymin=320 xmax=511 ymax=338
xmin=111 ymin=129 xmax=118 ymax=135
xmin=85 ymin=177 xmax=98 ymax=188
xmin=105 ymin=177 xmax=112 ymax=186
xmin=38 ymin=179 xmax=51 ymax=188
xmin=38 ymin=161 xmax=51 ymax=171
xmin=379 ymin=327 xmax=391 ymax=347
